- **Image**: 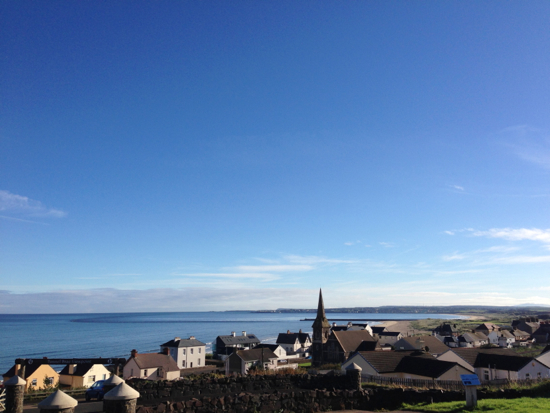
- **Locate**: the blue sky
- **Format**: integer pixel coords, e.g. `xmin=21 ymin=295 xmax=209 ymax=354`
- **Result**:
xmin=1 ymin=1 xmax=550 ymax=313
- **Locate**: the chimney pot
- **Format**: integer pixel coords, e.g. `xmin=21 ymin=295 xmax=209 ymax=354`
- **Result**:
xmin=163 ymin=347 xmax=170 ymax=355
xmin=287 ymin=330 xmax=290 ymax=334
xmin=174 ymin=337 xmax=181 ymax=341
xmin=190 ymin=336 xmax=195 ymax=340
xmin=231 ymin=331 xmax=236 ymax=337
xmin=131 ymin=349 xmax=138 ymax=357
xmin=242 ymin=331 xmax=246 ymax=336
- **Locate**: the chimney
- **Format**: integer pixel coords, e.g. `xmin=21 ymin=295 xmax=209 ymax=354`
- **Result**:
xmin=14 ymin=364 xmax=20 ymax=376
xmin=163 ymin=347 xmax=170 ymax=355
xmin=242 ymin=331 xmax=247 ymax=336
xmin=287 ymin=330 xmax=290 ymax=334
xmin=131 ymin=349 xmax=138 ymax=358
xmin=299 ymin=329 xmax=302 ymax=333
xmin=189 ymin=336 xmax=195 ymax=340
xmin=231 ymin=331 xmax=236 ymax=337
xmin=69 ymin=364 xmax=76 ymax=375
xmin=174 ymin=337 xmax=181 ymax=341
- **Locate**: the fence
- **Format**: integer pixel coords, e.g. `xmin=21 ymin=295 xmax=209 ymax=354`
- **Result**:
xmin=362 ymin=374 xmax=464 ymax=391
xmin=24 ymin=388 xmax=86 ymax=401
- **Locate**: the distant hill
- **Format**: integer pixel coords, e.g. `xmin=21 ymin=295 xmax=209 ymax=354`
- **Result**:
xmin=253 ymin=305 xmax=550 ymax=315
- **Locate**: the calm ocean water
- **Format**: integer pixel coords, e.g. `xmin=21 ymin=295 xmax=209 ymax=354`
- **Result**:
xmin=0 ymin=312 xmax=461 ymax=375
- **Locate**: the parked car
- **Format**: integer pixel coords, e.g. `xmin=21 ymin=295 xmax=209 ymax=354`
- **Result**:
xmin=85 ymin=380 xmax=106 ymax=401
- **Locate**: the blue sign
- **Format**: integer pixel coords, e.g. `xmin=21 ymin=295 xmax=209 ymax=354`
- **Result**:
xmin=460 ymin=374 xmax=480 ymax=386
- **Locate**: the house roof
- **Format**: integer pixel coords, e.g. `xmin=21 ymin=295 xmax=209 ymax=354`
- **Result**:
xmin=355 ymin=340 xmax=381 ymax=351
xmin=474 ymin=323 xmax=501 ymax=332
xmin=440 ymin=348 xmax=518 ymax=368
xmin=3 ymin=363 xmax=55 ymax=379
xmin=276 ymin=332 xmax=311 ymax=345
xmin=354 ymin=350 xmax=434 ymax=374
xmin=332 ymin=330 xmax=376 ymax=353
xmin=255 ymin=344 xmax=282 ymax=353
xmin=394 ymin=336 xmax=449 ymax=354
xmin=371 ymin=326 xmax=386 ymax=334
xmin=513 ymin=329 xmax=530 ymax=338
xmin=160 ymin=337 xmax=206 ymax=348
xmin=128 ymin=353 xmax=179 ymax=372
xmin=474 ymin=353 xmax=532 ymax=371
xmin=539 ymin=345 xmax=550 ymax=356
xmin=217 ymin=334 xmax=261 ymax=345
xmin=499 ymin=330 xmax=515 ymax=339
xmin=236 ymin=348 xmax=278 ymax=362
xmin=395 ymin=356 xmax=466 ymax=378
xmin=379 ymin=331 xmax=401 ymax=337
xmin=59 ymin=363 xmax=102 ymax=377
xmin=460 ymin=332 xmax=488 ymax=343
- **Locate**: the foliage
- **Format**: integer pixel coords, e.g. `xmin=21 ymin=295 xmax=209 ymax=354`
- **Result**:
xmin=401 ymin=397 xmax=550 ymax=412
xmin=317 ymin=363 xmax=341 ymax=370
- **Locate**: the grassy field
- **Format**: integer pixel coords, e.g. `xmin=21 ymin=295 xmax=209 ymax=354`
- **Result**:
xmin=400 ymin=397 xmax=550 ymax=412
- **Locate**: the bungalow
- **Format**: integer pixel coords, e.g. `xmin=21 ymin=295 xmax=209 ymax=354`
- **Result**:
xmin=393 ymin=336 xmax=449 ymax=356
xmin=276 ymin=330 xmax=311 ymax=356
xmin=3 ymin=363 xmax=59 ymax=390
xmin=160 ymin=336 xmax=206 ymax=369
xmin=342 ymin=350 xmax=471 ymax=381
xmin=225 ymin=348 xmax=278 ymax=376
xmin=214 ymin=331 xmax=261 ymax=360
xmin=437 ymin=347 xmax=549 ymax=381
xmin=123 ymin=349 xmax=180 ymax=381
xmin=59 ymin=363 xmax=111 ymax=388
xmin=457 ymin=332 xmax=489 ymax=348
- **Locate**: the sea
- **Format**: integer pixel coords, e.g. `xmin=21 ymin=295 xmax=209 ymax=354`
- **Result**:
xmin=0 ymin=311 xmax=462 ymax=375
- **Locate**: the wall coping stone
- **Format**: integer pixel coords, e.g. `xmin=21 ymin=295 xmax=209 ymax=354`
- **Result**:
xmin=105 ymin=382 xmax=140 ymax=401
xmin=37 ymin=390 xmax=78 ymax=409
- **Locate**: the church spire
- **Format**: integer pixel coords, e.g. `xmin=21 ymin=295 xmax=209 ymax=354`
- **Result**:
xmin=312 ymin=288 xmax=330 ymax=329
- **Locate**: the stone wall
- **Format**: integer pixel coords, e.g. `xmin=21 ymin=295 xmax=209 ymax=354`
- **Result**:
xmin=127 ymin=374 xmax=541 ymax=412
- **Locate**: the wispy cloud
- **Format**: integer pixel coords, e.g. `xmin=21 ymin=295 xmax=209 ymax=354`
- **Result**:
xmin=233 ymin=265 xmax=313 ymax=272
xmin=451 ymin=185 xmax=464 ymax=191
xmin=379 ymin=242 xmax=395 ymax=248
xmin=501 ymin=125 xmax=550 ymax=169
xmin=0 ymin=190 xmax=67 ymax=218
xmin=473 ymin=228 xmax=550 ymax=244
xmin=284 ymin=255 xmax=356 ymax=265
xmin=173 ymin=272 xmax=280 ymax=281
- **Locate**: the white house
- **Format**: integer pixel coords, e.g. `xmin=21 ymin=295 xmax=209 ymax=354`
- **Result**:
xmin=160 ymin=336 xmax=206 ymax=369
xmin=275 ymin=330 xmax=311 ymax=356
xmin=123 ymin=349 xmax=180 ymax=381
xmin=437 ymin=348 xmax=550 ymax=381
xmin=341 ymin=350 xmax=472 ymax=381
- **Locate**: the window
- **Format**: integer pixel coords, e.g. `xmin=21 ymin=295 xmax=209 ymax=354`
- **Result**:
xmin=88 ymin=375 xmax=95 ymax=383
xmin=190 ymin=362 xmax=193 ymax=368
xmin=183 ymin=349 xmax=186 ymax=355
xmin=483 ymin=370 xmax=489 ymax=381
xmin=537 ymin=372 xmax=542 ymax=379
xmin=191 ymin=348 xmax=194 ymax=354
xmin=199 ymin=348 xmax=201 ymax=353
xmin=198 ymin=358 xmax=201 ymax=366
xmin=48 ymin=377 xmax=54 ymax=385
xmin=32 ymin=379 xmax=37 ymax=386
xmin=144 ymin=369 xmax=148 ymax=377
xmin=157 ymin=368 xmax=163 ymax=378
xmin=182 ymin=361 xmax=186 ymax=368
xmin=526 ymin=373 xmax=530 ymax=379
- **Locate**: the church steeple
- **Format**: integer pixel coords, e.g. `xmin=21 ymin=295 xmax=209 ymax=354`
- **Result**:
xmin=313 ymin=289 xmax=330 ymax=329
xmin=311 ymin=289 xmax=331 ymax=366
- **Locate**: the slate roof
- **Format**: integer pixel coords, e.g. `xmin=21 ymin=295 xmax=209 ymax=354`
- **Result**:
xmin=160 ymin=337 xmax=206 ymax=348
xmin=371 ymin=326 xmax=386 ymax=334
xmin=440 ymin=348 xmax=518 ymax=368
xmin=59 ymin=363 xmax=98 ymax=377
xmin=474 ymin=323 xmax=501 ymax=332
xmin=513 ymin=329 xmax=530 ymax=338
xmin=474 ymin=353 xmax=533 ymax=371
xmin=499 ymin=330 xmax=515 ymax=339
xmin=218 ymin=334 xmax=260 ymax=345
xmin=332 ymin=330 xmax=376 ymax=353
xmin=379 ymin=331 xmax=401 ymax=337
xmin=129 ymin=353 xmax=179 ymax=372
xmin=276 ymin=332 xmax=311 ymax=345
xmin=355 ymin=350 xmax=435 ymax=374
xmin=3 ymin=363 xmax=47 ymax=378
xmin=460 ymin=332 xmax=488 ymax=343
xmin=355 ymin=340 xmax=381 ymax=351
xmin=394 ymin=336 xmax=449 ymax=354
xmin=255 ymin=344 xmax=282 ymax=353
xmin=236 ymin=348 xmax=278 ymax=362
xmin=395 ymin=356 xmax=464 ymax=378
